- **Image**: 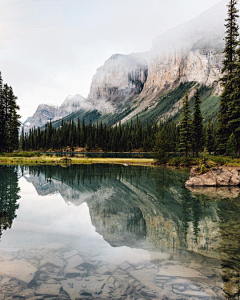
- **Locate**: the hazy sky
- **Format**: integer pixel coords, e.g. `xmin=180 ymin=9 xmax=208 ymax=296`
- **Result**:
xmin=0 ymin=0 xmax=223 ymax=121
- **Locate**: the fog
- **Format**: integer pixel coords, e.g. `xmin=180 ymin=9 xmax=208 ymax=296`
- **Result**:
xmin=0 ymin=0 xmax=224 ymax=121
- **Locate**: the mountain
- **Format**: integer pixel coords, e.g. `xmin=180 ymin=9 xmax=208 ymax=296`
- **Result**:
xmin=24 ymin=104 xmax=59 ymax=129
xmin=88 ymin=53 xmax=148 ymax=113
xmin=52 ymin=94 xmax=88 ymax=121
xmin=24 ymin=94 xmax=86 ymax=129
xmin=87 ymin=1 xmax=225 ymax=119
xmin=26 ymin=1 xmax=227 ymax=129
xmin=51 ymin=1 xmax=226 ymax=128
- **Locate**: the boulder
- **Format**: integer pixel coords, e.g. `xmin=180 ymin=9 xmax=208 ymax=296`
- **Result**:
xmin=185 ymin=167 xmax=240 ymax=187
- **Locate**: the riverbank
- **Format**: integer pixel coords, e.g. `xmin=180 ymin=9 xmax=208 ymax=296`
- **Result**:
xmin=0 ymin=156 xmax=155 ymax=166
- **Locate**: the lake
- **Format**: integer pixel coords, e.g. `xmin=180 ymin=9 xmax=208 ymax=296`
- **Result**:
xmin=0 ymin=164 xmax=239 ymax=299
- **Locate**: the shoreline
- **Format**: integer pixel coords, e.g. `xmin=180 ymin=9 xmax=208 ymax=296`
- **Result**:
xmin=1 ymin=154 xmax=240 ymax=168
xmin=0 ymin=156 xmax=155 ymax=166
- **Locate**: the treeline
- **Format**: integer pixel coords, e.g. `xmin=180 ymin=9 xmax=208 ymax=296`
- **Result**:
xmin=0 ymin=72 xmax=21 ymax=152
xmin=21 ymin=118 xmax=163 ymax=152
xmin=21 ymin=113 xmax=216 ymax=155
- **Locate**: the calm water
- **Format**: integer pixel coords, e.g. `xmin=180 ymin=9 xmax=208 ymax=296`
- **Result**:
xmin=0 ymin=165 xmax=240 ymax=299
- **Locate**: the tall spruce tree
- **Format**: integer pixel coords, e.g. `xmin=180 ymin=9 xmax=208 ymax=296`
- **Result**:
xmin=206 ymin=119 xmax=215 ymax=153
xmin=192 ymin=88 xmax=203 ymax=157
xmin=217 ymin=0 xmax=239 ymax=154
xmin=228 ymin=4 xmax=240 ymax=152
xmin=0 ymin=74 xmax=20 ymax=152
xmin=179 ymin=92 xmax=192 ymax=158
xmin=0 ymin=73 xmax=4 ymax=152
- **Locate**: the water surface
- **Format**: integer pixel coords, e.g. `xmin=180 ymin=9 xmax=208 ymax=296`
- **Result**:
xmin=0 ymin=165 xmax=239 ymax=299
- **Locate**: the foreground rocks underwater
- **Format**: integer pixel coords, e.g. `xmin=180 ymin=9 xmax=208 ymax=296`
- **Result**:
xmin=0 ymin=164 xmax=240 ymax=299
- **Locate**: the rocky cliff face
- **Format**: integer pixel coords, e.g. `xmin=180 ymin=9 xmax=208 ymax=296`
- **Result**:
xmin=88 ymin=53 xmax=148 ymax=113
xmin=24 ymin=94 xmax=86 ymax=129
xmin=24 ymin=104 xmax=58 ymax=129
xmin=53 ymin=94 xmax=87 ymax=121
xmin=142 ymin=1 xmax=225 ymax=96
xmin=86 ymin=1 xmax=226 ymax=119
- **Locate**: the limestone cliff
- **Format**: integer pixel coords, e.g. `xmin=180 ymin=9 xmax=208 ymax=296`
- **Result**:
xmin=88 ymin=53 xmax=148 ymax=113
xmin=52 ymin=94 xmax=86 ymax=121
xmin=86 ymin=1 xmax=226 ymax=121
xmin=142 ymin=1 xmax=225 ymax=95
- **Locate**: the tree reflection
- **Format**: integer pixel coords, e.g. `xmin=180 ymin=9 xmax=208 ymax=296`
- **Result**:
xmin=0 ymin=166 xmax=20 ymax=239
xmin=217 ymin=197 xmax=240 ymax=299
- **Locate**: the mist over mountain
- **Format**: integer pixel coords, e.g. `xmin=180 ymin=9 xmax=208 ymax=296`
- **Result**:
xmin=26 ymin=1 xmax=227 ymax=129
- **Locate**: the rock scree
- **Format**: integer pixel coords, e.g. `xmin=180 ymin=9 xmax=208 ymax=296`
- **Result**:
xmin=185 ymin=167 xmax=240 ymax=187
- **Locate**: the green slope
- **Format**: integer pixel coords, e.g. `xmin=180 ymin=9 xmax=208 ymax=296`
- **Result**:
xmin=51 ymin=82 xmax=220 ymax=128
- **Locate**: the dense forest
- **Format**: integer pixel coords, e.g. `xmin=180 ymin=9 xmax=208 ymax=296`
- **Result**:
xmin=20 ymin=113 xmax=217 ymax=157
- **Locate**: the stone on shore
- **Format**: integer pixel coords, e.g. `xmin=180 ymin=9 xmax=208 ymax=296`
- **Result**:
xmin=185 ymin=167 xmax=240 ymax=187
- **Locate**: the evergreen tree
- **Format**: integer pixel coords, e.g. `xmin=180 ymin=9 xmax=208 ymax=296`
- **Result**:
xmin=179 ymin=92 xmax=192 ymax=158
xmin=8 ymin=87 xmax=21 ymax=151
xmin=153 ymin=127 xmax=169 ymax=162
xmin=192 ymin=88 xmax=203 ymax=157
xmin=20 ymin=127 xmax=25 ymax=151
xmin=0 ymin=73 xmax=4 ymax=152
xmin=226 ymin=132 xmax=238 ymax=157
xmin=217 ymin=0 xmax=239 ymax=154
xmin=206 ymin=119 xmax=215 ymax=153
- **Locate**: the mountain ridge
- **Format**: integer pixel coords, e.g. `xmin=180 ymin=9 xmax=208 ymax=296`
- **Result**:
xmin=25 ymin=1 xmax=227 ymax=129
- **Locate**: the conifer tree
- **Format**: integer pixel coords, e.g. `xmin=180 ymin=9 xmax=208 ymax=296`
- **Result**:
xmin=226 ymin=132 xmax=238 ymax=157
xmin=0 ymin=73 xmax=4 ymax=152
xmin=217 ymin=0 xmax=239 ymax=153
xmin=153 ymin=127 xmax=169 ymax=162
xmin=192 ymin=88 xmax=203 ymax=157
xmin=179 ymin=92 xmax=192 ymax=158
xmin=206 ymin=119 xmax=215 ymax=153
xmin=228 ymin=3 xmax=240 ymax=151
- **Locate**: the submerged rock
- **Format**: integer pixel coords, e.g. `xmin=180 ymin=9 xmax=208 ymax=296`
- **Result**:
xmin=185 ymin=167 xmax=240 ymax=187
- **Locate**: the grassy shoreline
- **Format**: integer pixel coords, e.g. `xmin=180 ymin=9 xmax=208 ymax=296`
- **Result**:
xmin=0 ymin=153 xmax=240 ymax=168
xmin=0 ymin=156 xmax=155 ymax=166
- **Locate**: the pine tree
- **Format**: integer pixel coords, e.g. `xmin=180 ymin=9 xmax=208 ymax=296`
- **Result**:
xmin=20 ymin=127 xmax=25 ymax=151
xmin=0 ymin=73 xmax=4 ymax=152
xmin=179 ymin=92 xmax=192 ymax=158
xmin=228 ymin=4 xmax=240 ymax=151
xmin=153 ymin=127 xmax=169 ymax=162
xmin=8 ymin=87 xmax=20 ymax=151
xmin=226 ymin=132 xmax=238 ymax=157
xmin=217 ymin=0 xmax=239 ymax=154
xmin=192 ymin=88 xmax=203 ymax=157
xmin=206 ymin=119 xmax=215 ymax=153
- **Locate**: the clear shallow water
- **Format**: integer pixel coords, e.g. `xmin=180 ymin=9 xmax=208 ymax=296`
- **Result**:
xmin=0 ymin=165 xmax=240 ymax=299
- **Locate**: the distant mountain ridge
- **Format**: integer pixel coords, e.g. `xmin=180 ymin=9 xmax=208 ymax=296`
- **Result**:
xmin=25 ymin=1 xmax=227 ymax=129
xmin=24 ymin=94 xmax=86 ymax=129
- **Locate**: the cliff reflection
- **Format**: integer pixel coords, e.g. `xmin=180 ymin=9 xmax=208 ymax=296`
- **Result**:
xmin=0 ymin=166 xmax=20 ymax=239
xmin=22 ymin=164 xmax=240 ymax=298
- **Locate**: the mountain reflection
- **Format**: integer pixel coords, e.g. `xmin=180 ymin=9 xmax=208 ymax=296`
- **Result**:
xmin=0 ymin=166 xmax=20 ymax=239
xmin=1 ymin=164 xmax=240 ymax=298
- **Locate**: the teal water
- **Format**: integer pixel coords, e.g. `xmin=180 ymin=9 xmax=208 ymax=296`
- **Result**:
xmin=0 ymin=165 xmax=240 ymax=299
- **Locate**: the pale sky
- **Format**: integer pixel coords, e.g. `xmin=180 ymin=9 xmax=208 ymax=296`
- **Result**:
xmin=0 ymin=0 xmax=223 ymax=121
